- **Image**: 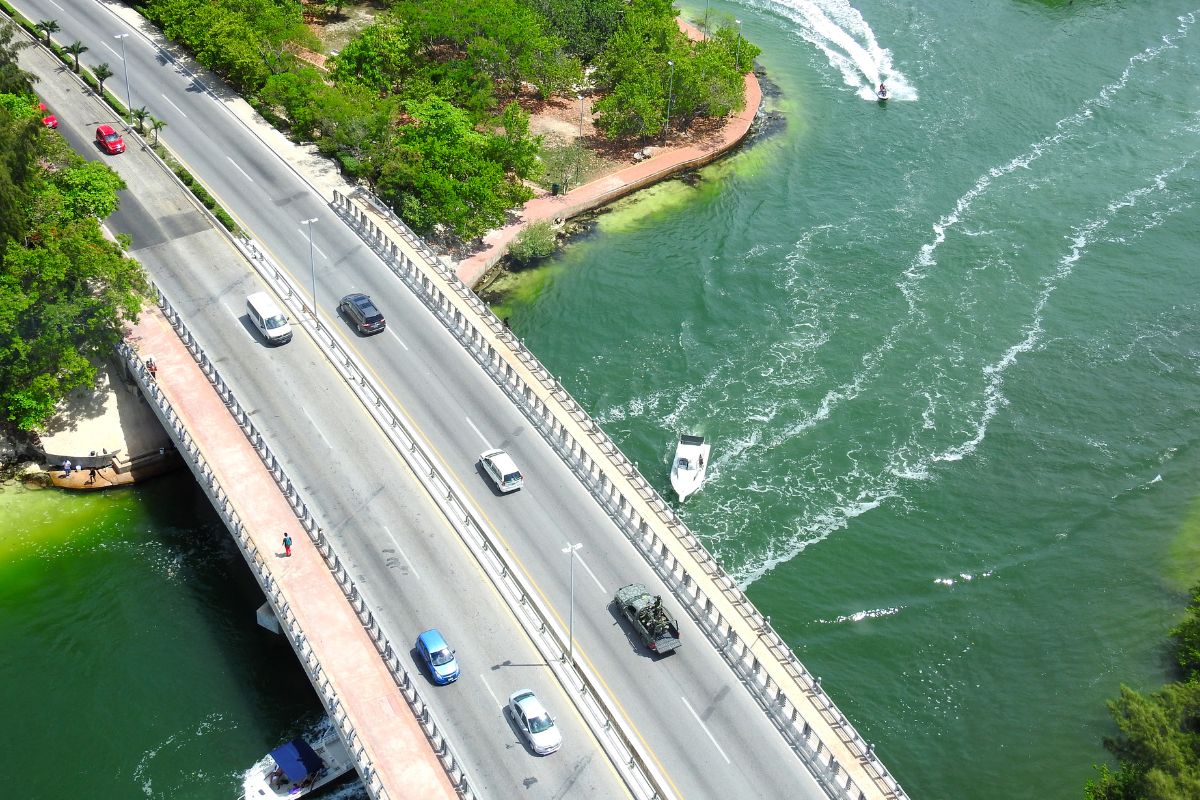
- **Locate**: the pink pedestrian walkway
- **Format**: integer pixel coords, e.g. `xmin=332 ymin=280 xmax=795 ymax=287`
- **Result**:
xmin=457 ymin=35 xmax=763 ymax=287
xmin=127 ymin=307 xmax=456 ymax=800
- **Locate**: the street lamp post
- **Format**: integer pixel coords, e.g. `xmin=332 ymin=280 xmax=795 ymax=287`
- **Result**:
xmin=735 ymin=19 xmax=743 ymax=73
xmin=578 ymin=94 xmax=585 ymax=139
xmin=562 ymin=542 xmax=582 ymax=663
xmin=113 ymin=33 xmax=132 ymax=129
xmin=663 ymin=60 xmax=675 ymax=146
xmin=301 ymin=218 xmax=318 ymax=323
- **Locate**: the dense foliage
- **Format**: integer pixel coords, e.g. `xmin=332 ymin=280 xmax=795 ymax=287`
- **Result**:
xmin=1085 ymin=584 xmax=1200 ymax=799
xmin=132 ymin=0 xmax=758 ymax=240
xmin=0 ymin=24 xmax=148 ymax=431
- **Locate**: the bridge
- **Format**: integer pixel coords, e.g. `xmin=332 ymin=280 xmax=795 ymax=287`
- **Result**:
xmin=12 ymin=2 xmax=909 ymax=799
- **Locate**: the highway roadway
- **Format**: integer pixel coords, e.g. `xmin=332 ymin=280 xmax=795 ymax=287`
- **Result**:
xmin=14 ymin=3 xmax=831 ymax=798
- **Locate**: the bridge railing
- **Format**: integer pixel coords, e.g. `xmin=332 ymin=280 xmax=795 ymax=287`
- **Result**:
xmin=331 ymin=188 xmax=908 ymax=800
xmin=120 ymin=286 xmax=476 ymax=800
xmin=237 ymin=240 xmax=669 ymax=799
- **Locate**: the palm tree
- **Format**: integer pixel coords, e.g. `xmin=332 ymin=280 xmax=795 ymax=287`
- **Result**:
xmin=148 ymin=117 xmax=167 ymax=145
xmin=36 ymin=19 xmax=59 ymax=45
xmin=93 ymin=63 xmax=114 ymax=96
xmin=130 ymin=106 xmax=149 ymax=133
xmin=64 ymin=40 xmax=87 ymax=73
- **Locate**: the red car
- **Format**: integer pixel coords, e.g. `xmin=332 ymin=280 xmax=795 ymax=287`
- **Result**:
xmin=95 ymin=124 xmax=125 ymax=155
xmin=36 ymin=101 xmax=57 ymax=128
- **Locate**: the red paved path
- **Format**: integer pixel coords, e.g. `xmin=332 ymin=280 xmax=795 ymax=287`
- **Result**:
xmin=457 ymin=21 xmax=763 ymax=287
xmin=128 ymin=307 xmax=456 ymax=800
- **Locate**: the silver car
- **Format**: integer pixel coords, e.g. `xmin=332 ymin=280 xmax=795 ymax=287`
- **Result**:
xmin=507 ymin=689 xmax=561 ymax=755
xmin=479 ymin=448 xmax=524 ymax=493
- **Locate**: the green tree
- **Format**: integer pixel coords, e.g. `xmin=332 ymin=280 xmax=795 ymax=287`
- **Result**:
xmin=0 ymin=96 xmax=147 ymax=429
xmin=330 ymin=17 xmax=416 ymax=93
xmin=64 ymin=40 xmax=88 ymax=73
xmin=148 ymin=117 xmax=167 ymax=145
xmin=92 ymin=62 xmax=114 ymax=96
xmin=374 ymin=96 xmax=532 ymax=239
xmin=36 ymin=19 xmax=59 ymax=45
xmin=0 ymin=23 xmax=34 ymax=96
xmin=54 ymin=160 xmax=127 ymax=219
xmin=1173 ymin=584 xmax=1200 ymax=676
xmin=1086 ymin=682 xmax=1200 ymax=799
xmin=130 ymin=105 xmax=150 ymax=133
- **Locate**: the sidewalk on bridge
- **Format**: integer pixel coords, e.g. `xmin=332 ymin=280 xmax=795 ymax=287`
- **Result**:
xmin=126 ymin=307 xmax=457 ymax=800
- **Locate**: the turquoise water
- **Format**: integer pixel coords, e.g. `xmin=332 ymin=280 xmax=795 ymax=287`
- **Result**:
xmin=4 ymin=2 xmax=1199 ymax=798
xmin=502 ymin=1 xmax=1200 ymax=796
xmin=0 ymin=475 xmax=347 ymax=799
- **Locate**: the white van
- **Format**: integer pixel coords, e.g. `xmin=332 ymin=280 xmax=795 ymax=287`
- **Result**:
xmin=246 ymin=292 xmax=292 ymax=345
xmin=479 ymin=448 xmax=524 ymax=493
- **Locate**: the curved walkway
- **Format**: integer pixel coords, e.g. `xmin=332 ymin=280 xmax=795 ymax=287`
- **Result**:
xmin=456 ymin=31 xmax=763 ymax=287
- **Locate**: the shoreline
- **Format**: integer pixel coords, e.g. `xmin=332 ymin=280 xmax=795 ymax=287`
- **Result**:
xmin=455 ymin=18 xmax=765 ymax=289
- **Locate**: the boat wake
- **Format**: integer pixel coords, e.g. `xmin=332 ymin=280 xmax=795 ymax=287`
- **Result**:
xmin=749 ymin=0 xmax=916 ymax=100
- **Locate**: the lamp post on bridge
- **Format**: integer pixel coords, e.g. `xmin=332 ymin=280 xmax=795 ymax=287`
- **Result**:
xmin=562 ymin=542 xmax=582 ymax=664
xmin=113 ymin=33 xmax=133 ymax=129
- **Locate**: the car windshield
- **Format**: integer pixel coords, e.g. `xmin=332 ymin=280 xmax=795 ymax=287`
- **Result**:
xmin=430 ymin=647 xmax=453 ymax=666
xmin=102 ymin=133 xmax=120 ymax=142
xmin=527 ymin=712 xmax=554 ymax=734
xmin=265 ymin=314 xmax=287 ymax=329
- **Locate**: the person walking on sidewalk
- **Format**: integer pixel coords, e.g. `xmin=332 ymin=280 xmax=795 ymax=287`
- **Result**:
xmin=283 ymin=533 xmax=293 ymax=557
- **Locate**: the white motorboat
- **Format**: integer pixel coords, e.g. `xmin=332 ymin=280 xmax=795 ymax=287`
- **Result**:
xmin=876 ymin=83 xmax=889 ymax=101
xmin=670 ymin=434 xmax=711 ymax=501
xmin=239 ymin=724 xmax=354 ymax=799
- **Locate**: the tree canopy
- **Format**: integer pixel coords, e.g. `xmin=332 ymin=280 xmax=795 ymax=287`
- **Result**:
xmin=1085 ymin=584 xmax=1200 ymax=799
xmin=134 ymin=0 xmax=760 ymax=242
xmin=0 ymin=24 xmax=148 ymax=431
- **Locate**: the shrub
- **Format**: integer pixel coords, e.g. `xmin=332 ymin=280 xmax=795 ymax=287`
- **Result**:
xmin=507 ymin=221 xmax=557 ymax=264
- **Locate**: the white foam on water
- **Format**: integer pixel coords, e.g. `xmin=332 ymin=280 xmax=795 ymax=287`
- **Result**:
xmin=932 ymin=160 xmax=1193 ymax=465
xmin=751 ymin=0 xmax=916 ymax=99
xmin=819 ymin=606 xmax=904 ymax=624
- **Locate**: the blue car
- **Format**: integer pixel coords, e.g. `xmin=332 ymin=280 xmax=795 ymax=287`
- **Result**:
xmin=416 ymin=629 xmax=460 ymax=685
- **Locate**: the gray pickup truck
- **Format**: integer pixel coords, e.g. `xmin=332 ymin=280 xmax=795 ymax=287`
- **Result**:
xmin=614 ymin=583 xmax=681 ymax=654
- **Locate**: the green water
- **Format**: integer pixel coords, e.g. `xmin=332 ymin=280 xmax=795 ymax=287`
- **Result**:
xmin=501 ymin=1 xmax=1200 ymax=797
xmin=0 ymin=475 xmax=340 ymax=798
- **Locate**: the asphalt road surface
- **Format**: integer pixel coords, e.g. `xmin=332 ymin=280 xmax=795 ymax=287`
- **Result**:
xmin=14 ymin=3 xmax=831 ymax=798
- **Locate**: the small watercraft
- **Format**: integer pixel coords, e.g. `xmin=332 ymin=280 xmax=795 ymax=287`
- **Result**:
xmin=670 ymin=434 xmax=711 ymax=502
xmin=876 ymin=82 xmax=889 ymax=101
xmin=239 ymin=724 xmax=354 ymax=799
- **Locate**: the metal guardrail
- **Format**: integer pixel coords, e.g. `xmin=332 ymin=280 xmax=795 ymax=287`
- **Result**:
xmin=119 ymin=287 xmax=476 ymax=800
xmin=237 ymin=240 xmax=669 ymax=800
xmin=332 ymin=188 xmax=909 ymax=800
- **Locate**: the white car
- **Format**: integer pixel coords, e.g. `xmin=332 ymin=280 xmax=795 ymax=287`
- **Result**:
xmin=479 ymin=448 xmax=524 ymax=493
xmin=508 ymin=689 xmax=561 ymax=755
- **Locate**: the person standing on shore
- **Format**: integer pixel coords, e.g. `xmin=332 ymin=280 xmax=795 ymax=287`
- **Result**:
xmin=283 ymin=533 xmax=293 ymax=557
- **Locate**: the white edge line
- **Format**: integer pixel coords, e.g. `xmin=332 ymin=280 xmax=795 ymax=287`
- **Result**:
xmin=226 ymin=156 xmax=254 ymax=183
xmin=575 ymin=553 xmax=606 ymax=593
xmin=300 ymin=407 xmax=333 ymax=451
xmin=387 ymin=328 xmax=409 ymax=351
xmin=479 ymin=675 xmax=500 ymax=706
xmin=680 ymin=695 xmax=731 ymax=764
xmin=160 ymin=94 xmax=188 ymax=118
xmin=463 ymin=415 xmax=490 ymax=447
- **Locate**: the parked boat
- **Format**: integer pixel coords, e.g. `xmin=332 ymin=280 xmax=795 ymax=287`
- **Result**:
xmin=670 ymin=435 xmax=711 ymax=501
xmin=239 ymin=724 xmax=354 ymax=799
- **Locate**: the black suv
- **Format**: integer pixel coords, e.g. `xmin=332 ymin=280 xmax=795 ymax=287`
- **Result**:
xmin=338 ymin=292 xmax=386 ymax=335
